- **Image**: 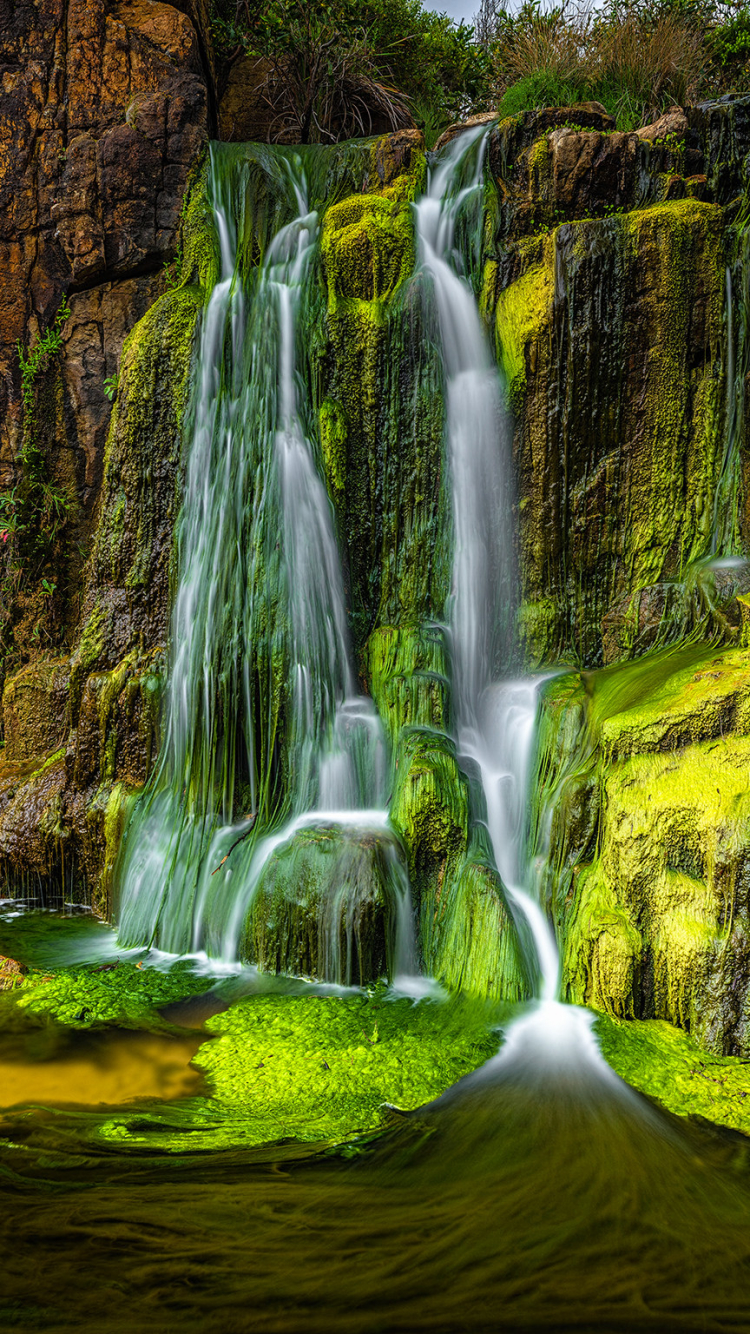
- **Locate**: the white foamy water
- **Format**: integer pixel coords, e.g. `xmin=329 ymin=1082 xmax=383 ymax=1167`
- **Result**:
xmin=419 ymin=127 xmax=623 ymax=1081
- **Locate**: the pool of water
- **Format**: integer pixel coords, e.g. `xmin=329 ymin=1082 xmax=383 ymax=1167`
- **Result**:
xmin=2 ymin=909 xmax=750 ymax=1333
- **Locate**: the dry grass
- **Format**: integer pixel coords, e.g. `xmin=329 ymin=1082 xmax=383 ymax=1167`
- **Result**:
xmin=490 ymin=1 xmax=708 ymax=126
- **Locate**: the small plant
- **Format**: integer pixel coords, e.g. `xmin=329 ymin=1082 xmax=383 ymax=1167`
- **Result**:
xmin=103 ymin=372 xmax=119 ymax=402
xmin=16 ymin=295 xmax=70 ymax=423
xmin=41 ymin=578 xmax=56 ymax=597
xmin=163 ymin=246 xmax=184 ymax=290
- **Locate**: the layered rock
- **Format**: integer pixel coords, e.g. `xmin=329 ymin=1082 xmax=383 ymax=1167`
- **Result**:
xmin=0 ymin=0 xmax=216 ymax=905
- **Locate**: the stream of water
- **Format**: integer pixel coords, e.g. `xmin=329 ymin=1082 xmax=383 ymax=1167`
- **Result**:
xmin=116 ymin=148 xmax=416 ymax=985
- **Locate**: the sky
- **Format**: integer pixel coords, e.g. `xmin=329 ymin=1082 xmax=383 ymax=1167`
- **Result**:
xmin=439 ymin=0 xmax=480 ymax=22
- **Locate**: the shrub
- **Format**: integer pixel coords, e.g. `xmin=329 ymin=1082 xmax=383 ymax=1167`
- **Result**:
xmin=210 ymin=0 xmax=492 ymax=145
xmin=484 ymin=0 xmax=750 ymax=129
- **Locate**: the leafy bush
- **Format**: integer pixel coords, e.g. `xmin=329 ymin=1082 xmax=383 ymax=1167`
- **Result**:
xmin=484 ymin=0 xmax=750 ymax=130
xmin=210 ymin=0 xmax=491 ymax=145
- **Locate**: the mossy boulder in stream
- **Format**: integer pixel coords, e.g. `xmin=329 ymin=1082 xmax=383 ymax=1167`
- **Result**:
xmin=240 ymin=826 xmax=396 ymax=985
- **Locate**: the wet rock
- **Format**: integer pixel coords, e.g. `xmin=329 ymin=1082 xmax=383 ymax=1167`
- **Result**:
xmin=547 ymin=127 xmax=637 ymax=216
xmin=242 ymin=826 xmax=392 ymax=985
xmin=3 ymin=659 xmax=70 ymax=763
xmin=372 ymin=128 xmax=425 ymax=187
xmin=434 ymin=112 xmax=499 ymax=152
xmin=0 ymin=0 xmax=214 ymax=688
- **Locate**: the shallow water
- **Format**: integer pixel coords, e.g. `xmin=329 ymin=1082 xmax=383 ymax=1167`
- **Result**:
xmin=1 ymin=916 xmax=750 ymax=1333
xmin=3 ymin=1051 xmax=750 ymax=1333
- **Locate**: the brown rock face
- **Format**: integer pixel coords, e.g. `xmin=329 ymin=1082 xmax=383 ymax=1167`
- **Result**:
xmin=0 ymin=0 xmax=213 ymax=549
xmin=637 ymin=109 xmax=689 ymax=141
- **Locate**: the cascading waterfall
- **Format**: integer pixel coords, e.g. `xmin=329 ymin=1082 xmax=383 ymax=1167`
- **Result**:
xmin=117 ymin=145 xmax=415 ymax=982
xmin=419 ymin=127 xmax=617 ymax=1072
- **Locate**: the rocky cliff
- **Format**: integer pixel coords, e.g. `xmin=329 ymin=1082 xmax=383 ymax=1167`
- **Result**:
xmin=3 ymin=4 xmax=750 ymax=1056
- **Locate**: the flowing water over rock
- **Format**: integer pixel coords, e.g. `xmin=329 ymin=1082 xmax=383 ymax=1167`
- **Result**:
xmin=5 ymin=127 xmax=750 ymax=1334
xmin=116 ymin=147 xmax=416 ymax=985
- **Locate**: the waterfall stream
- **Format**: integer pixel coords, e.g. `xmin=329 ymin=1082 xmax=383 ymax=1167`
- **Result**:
xmin=117 ymin=146 xmax=416 ymax=983
xmin=418 ymin=127 xmax=621 ymax=1075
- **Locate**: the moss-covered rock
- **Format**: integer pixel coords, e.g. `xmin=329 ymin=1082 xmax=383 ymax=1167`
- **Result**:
xmin=493 ymin=200 xmax=727 ymax=666
xmin=543 ymin=647 xmax=750 ymax=1055
xmin=241 ymin=826 xmax=394 ymax=985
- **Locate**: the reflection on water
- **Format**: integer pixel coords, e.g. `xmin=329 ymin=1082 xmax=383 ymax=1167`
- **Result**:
xmin=0 ymin=1026 xmax=204 ymax=1108
xmin=3 ymin=1015 xmax=750 ymax=1333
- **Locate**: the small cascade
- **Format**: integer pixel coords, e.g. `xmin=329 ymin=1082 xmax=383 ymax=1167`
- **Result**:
xmin=713 ymin=229 xmax=750 ymax=554
xmin=117 ymin=145 xmax=415 ymax=983
xmin=419 ymin=127 xmax=617 ymax=1074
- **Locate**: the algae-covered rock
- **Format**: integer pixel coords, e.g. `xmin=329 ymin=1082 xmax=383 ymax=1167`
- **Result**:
xmin=426 ymin=858 xmax=530 ymax=1003
xmin=241 ymin=826 xmax=397 ymax=985
xmin=548 ymin=647 xmax=750 ymax=1055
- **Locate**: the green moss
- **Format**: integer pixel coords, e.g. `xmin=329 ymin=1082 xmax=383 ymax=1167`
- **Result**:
xmin=13 ymin=961 xmax=215 ymax=1030
xmin=191 ymin=991 xmax=498 ymax=1144
xmin=390 ymin=728 xmax=469 ymax=904
xmin=597 ymin=1014 xmax=750 ymax=1134
xmin=427 ymin=859 xmax=530 ymax=1003
xmin=494 ymin=252 xmax=554 ymax=396
xmin=69 ymin=604 xmax=106 ymax=718
xmin=615 ymin=200 xmax=725 ymax=591
xmin=596 ymin=646 xmax=750 ymax=758
xmin=180 ymin=161 xmax=221 ymax=297
xmin=318 ymin=397 xmax=347 ymax=507
xmin=366 ymin=624 xmax=449 ymax=748
xmin=563 ymin=861 xmax=642 ymax=1016
xmin=321 ymin=193 xmax=415 ymax=306
xmin=241 ymin=826 xmax=390 ymax=984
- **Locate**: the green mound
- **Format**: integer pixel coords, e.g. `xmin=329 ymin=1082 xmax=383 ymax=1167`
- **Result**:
xmin=192 ymin=991 xmax=499 ymax=1142
xmin=12 ymin=961 xmax=215 ymax=1030
xmin=597 ymin=1014 xmax=750 ymax=1133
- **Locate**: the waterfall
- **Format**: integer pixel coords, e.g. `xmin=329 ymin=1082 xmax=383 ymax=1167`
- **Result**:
xmin=116 ymin=145 xmax=416 ymax=983
xmin=418 ymin=127 xmax=617 ymax=1069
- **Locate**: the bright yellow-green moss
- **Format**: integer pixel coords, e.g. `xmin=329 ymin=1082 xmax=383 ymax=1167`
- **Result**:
xmin=191 ymin=991 xmax=498 ymax=1144
xmin=494 ymin=239 xmax=555 ymax=397
xmin=13 ymin=961 xmax=214 ymax=1030
xmin=597 ymin=1014 xmax=750 ymax=1134
xmin=428 ymin=860 xmax=530 ymax=1003
xmin=564 ymin=861 xmax=642 ymax=1017
xmin=366 ymin=625 xmax=449 ymax=747
xmin=597 ymin=647 xmax=750 ymax=758
xmin=318 ymin=397 xmax=347 ymax=507
xmin=321 ymin=193 xmax=415 ymax=306
xmin=617 ymin=200 xmax=725 ymax=590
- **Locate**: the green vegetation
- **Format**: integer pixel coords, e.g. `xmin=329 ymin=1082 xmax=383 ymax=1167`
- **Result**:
xmin=598 ymin=1013 xmax=750 ymax=1133
xmin=478 ymin=0 xmax=750 ymax=130
xmin=0 ymin=295 xmax=76 ymax=664
xmin=210 ymin=0 xmax=491 ymax=145
xmin=11 ymin=961 xmax=215 ymax=1030
xmin=192 ymin=990 xmax=499 ymax=1142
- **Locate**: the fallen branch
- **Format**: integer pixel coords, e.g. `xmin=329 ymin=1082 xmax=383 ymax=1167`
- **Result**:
xmin=211 ymin=813 xmax=257 ymax=875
